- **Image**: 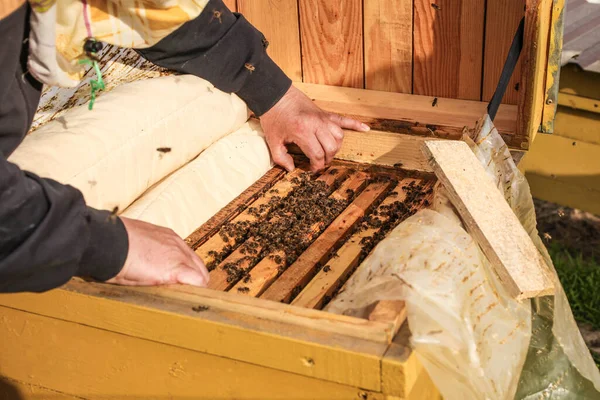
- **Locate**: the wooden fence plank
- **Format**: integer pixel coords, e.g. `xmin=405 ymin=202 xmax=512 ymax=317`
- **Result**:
xmin=422 ymin=140 xmax=555 ymax=300
xmin=364 ymin=0 xmax=413 ymax=93
xmin=223 ymin=0 xmax=237 ymax=12
xmin=299 ymin=0 xmax=364 ymax=88
xmin=413 ymin=0 xmax=485 ymax=100
xmin=482 ymin=0 xmax=524 ymax=104
xmin=238 ymin=0 xmax=302 ymax=81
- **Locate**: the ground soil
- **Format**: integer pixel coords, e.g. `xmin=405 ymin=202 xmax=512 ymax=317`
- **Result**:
xmin=535 ymin=199 xmax=600 ymax=361
xmin=535 ymin=199 xmax=600 ymax=262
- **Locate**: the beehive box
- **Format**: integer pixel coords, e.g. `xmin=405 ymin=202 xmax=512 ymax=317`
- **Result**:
xmin=0 ymin=1 xmax=562 ymax=399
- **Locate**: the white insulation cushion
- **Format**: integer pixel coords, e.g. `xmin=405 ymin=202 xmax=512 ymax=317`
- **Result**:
xmin=9 ymin=75 xmax=249 ymax=213
xmin=122 ymin=120 xmax=273 ymax=238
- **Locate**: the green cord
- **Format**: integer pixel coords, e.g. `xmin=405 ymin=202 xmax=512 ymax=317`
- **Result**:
xmin=78 ymin=58 xmax=105 ymax=110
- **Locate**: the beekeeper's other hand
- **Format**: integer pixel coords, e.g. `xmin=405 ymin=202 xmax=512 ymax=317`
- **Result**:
xmin=107 ymin=217 xmax=209 ymax=287
xmin=259 ymin=85 xmax=369 ymax=173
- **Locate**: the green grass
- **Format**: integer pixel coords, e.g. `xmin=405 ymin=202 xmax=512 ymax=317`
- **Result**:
xmin=549 ymin=243 xmax=600 ymax=368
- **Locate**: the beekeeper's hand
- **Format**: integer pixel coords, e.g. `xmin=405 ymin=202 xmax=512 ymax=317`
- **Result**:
xmin=260 ymin=85 xmax=369 ymax=172
xmin=107 ymin=217 xmax=209 ymax=287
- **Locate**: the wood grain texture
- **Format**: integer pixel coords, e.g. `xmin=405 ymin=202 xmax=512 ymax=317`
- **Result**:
xmin=261 ymin=181 xmax=393 ymax=303
xmin=222 ymin=0 xmax=237 ymax=11
xmin=185 ymin=167 xmax=286 ymax=249
xmin=413 ymin=0 xmax=485 ymax=100
xmin=516 ymin=0 xmax=553 ymax=148
xmin=194 ymin=168 xmax=304 ymax=265
xmin=230 ymin=173 xmax=368 ymax=297
xmin=368 ymin=300 xmax=406 ymax=340
xmin=482 ymin=0 xmax=524 ymax=104
xmin=238 ymin=0 xmax=302 ymax=80
xmin=207 ymin=169 xmax=347 ymax=291
xmin=299 ymin=0 xmax=364 ymax=87
xmin=364 ymin=0 xmax=413 ymax=93
xmin=295 ymin=82 xmax=518 ymax=138
xmin=292 ymin=179 xmax=433 ymax=310
xmin=422 ymin=140 xmax=554 ymax=299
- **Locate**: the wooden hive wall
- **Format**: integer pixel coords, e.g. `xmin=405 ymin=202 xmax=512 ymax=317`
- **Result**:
xmin=228 ymin=0 xmax=524 ymax=105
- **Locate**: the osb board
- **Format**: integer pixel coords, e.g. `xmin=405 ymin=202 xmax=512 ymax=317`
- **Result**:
xmin=423 ymin=140 xmax=555 ymax=299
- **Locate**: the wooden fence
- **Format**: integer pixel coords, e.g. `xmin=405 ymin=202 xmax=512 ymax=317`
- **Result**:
xmin=224 ymin=0 xmax=524 ymax=105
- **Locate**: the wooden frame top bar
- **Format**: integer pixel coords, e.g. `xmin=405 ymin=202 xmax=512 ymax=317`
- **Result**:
xmin=296 ymin=82 xmax=519 ymax=143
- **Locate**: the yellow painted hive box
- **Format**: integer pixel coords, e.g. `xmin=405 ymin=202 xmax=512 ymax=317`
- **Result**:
xmin=0 ymin=0 xmax=563 ymax=399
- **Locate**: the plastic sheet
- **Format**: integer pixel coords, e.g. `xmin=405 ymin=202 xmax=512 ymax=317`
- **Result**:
xmin=326 ymin=116 xmax=600 ymax=399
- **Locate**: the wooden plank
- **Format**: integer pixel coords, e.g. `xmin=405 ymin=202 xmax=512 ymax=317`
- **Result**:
xmin=482 ymin=0 xmax=524 ymax=105
xmin=298 ymin=0 xmax=364 ymax=87
xmin=207 ymin=169 xmax=351 ymax=291
xmin=364 ymin=0 xmax=413 ymax=93
xmin=0 ymin=282 xmax=388 ymax=390
xmin=145 ymin=282 xmax=395 ymax=344
xmin=422 ymin=140 xmax=554 ymax=299
xmin=261 ymin=181 xmax=393 ymax=303
xmin=222 ymin=0 xmax=237 ymax=11
xmin=238 ymin=0 xmax=302 ymax=81
xmin=194 ymin=168 xmax=305 ymax=267
xmin=413 ymin=0 xmax=485 ymax=100
xmin=381 ymin=323 xmax=430 ymax=398
xmin=0 ymin=376 xmax=79 ymax=400
xmin=0 ymin=306 xmax=386 ymax=399
xmin=295 ymin=82 xmax=518 ymax=139
xmin=368 ymin=300 xmax=406 ymax=341
xmin=288 ymin=129 xmax=437 ymax=172
xmin=230 ymin=173 xmax=369 ymax=297
xmin=292 ymin=179 xmax=433 ymax=310
xmin=185 ymin=166 xmax=286 ymax=249
xmin=516 ymin=0 xmax=553 ymax=148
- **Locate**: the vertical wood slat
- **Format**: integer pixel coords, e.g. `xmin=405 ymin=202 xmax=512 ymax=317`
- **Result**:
xmin=364 ymin=0 xmax=413 ymax=93
xmin=298 ymin=0 xmax=364 ymax=88
xmin=237 ymin=0 xmax=303 ymax=81
xmin=482 ymin=0 xmax=524 ymax=104
xmin=223 ymin=0 xmax=237 ymax=12
xmin=413 ymin=0 xmax=485 ymax=100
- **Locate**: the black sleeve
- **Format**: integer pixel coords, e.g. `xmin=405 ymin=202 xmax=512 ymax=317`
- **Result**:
xmin=0 ymin=158 xmax=129 ymax=293
xmin=0 ymin=2 xmax=128 ymax=293
xmin=136 ymin=0 xmax=292 ymax=116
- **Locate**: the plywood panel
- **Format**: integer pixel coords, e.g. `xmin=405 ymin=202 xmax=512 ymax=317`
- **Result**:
xmin=482 ymin=0 xmax=524 ymax=104
xmin=413 ymin=0 xmax=485 ymax=100
xmin=299 ymin=0 xmax=364 ymax=88
xmin=364 ymin=0 xmax=413 ymax=93
xmin=238 ymin=0 xmax=302 ymax=81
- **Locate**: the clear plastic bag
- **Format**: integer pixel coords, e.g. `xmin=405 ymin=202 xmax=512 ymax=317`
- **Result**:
xmin=326 ymin=116 xmax=600 ymax=399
